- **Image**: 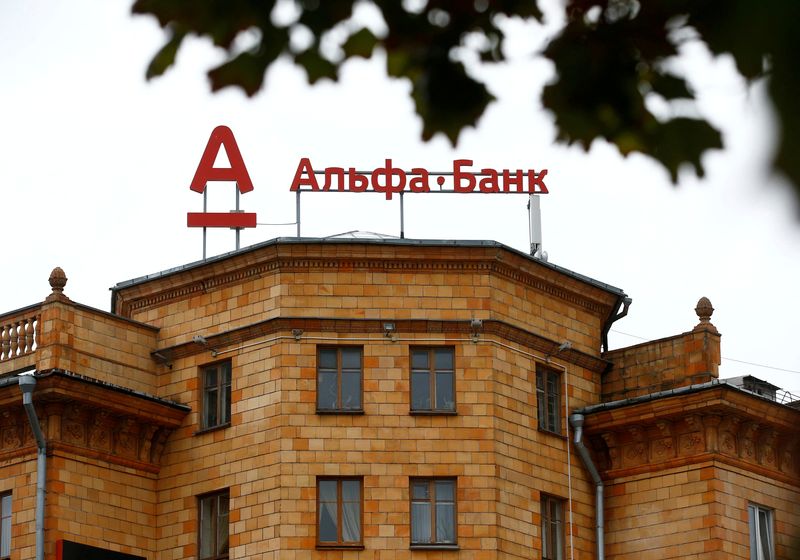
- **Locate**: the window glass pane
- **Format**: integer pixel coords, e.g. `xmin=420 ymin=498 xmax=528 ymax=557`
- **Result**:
xmin=199 ymin=496 xmax=213 ymax=558
xmin=411 ymin=372 xmax=431 ymax=410
xmin=341 ymin=370 xmax=361 ymax=409
xmin=411 ymin=481 xmax=430 ymax=500
xmin=319 ymin=480 xmax=337 ymax=502
xmin=435 ymin=372 xmax=454 ymax=410
xmin=318 ymin=501 xmax=338 ymax=542
xmin=1 ymin=495 xmax=9 ymax=517
xmin=222 ymin=383 xmax=231 ymax=424
xmin=217 ymin=495 xmax=229 ymax=555
xmin=221 ymin=362 xmax=232 ymax=384
xmin=319 ymin=349 xmax=337 ymax=369
xmin=434 ymin=348 xmax=453 ymax=370
xmin=759 ymin=510 xmax=772 ymax=560
xmin=411 ymin=502 xmax=431 ymax=543
xmin=341 ymin=348 xmax=361 ymax=370
xmin=342 ymin=501 xmax=361 ymax=542
xmin=318 ymin=370 xmax=338 ymax=409
xmin=435 ymin=480 xmax=454 ymax=501
xmin=0 ymin=522 xmax=8 ymax=557
xmin=204 ymin=388 xmax=218 ymax=427
xmin=205 ymin=369 xmax=217 ymax=389
xmin=411 ymin=350 xmax=429 ymax=370
xmin=436 ymin=503 xmax=455 ymax=543
xmin=342 ymin=480 xmax=360 ymax=502
xmin=748 ymin=505 xmax=758 ymax=560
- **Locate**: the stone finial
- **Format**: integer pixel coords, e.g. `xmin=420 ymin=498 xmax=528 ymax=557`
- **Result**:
xmin=46 ymin=267 xmax=69 ymax=302
xmin=693 ymin=296 xmax=718 ymax=333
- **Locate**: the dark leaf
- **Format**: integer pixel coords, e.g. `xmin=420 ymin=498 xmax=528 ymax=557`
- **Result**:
xmin=649 ymin=72 xmax=691 ymax=100
xmin=145 ymin=28 xmax=185 ymax=81
xmin=651 ymin=118 xmax=722 ymax=180
xmin=411 ymin=57 xmax=494 ymax=144
xmin=208 ymin=52 xmax=271 ymax=96
xmin=294 ymin=48 xmax=338 ymax=84
xmin=342 ymin=28 xmax=378 ymax=60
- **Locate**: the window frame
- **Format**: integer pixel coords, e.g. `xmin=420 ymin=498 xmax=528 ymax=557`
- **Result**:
xmin=198 ymin=489 xmax=229 ymax=560
xmin=748 ymin=503 xmax=775 ymax=560
xmin=536 ymin=364 xmax=562 ymax=434
xmin=316 ymin=346 xmax=364 ymax=414
xmin=0 ymin=492 xmax=11 ymax=560
xmin=199 ymin=360 xmax=232 ymax=432
xmin=541 ymin=494 xmax=565 ymax=560
xmin=409 ymin=478 xmax=458 ymax=549
xmin=316 ymin=477 xmax=364 ymax=549
xmin=409 ymin=347 xmax=456 ymax=414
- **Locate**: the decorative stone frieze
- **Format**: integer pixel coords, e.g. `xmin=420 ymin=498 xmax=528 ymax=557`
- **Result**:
xmin=0 ymin=370 xmax=188 ymax=472
xmin=584 ymin=385 xmax=800 ymax=484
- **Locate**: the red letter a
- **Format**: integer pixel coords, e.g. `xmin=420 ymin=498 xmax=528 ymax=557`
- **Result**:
xmin=190 ymin=126 xmax=254 ymax=193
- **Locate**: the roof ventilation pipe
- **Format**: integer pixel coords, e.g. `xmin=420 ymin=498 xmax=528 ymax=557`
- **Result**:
xmin=570 ymin=413 xmax=604 ymax=560
xmin=19 ymin=375 xmax=45 ymax=560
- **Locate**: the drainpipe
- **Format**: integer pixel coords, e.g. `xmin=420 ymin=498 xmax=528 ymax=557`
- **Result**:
xmin=569 ymin=413 xmax=604 ymax=560
xmin=19 ymin=375 xmax=45 ymax=560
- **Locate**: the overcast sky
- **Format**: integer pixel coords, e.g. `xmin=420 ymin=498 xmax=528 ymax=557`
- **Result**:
xmin=2 ymin=1 xmax=798 ymax=395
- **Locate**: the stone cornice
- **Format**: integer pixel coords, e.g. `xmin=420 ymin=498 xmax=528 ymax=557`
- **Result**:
xmin=116 ymin=252 xmax=617 ymax=319
xmin=0 ymin=372 xmax=188 ymax=473
xmin=583 ymin=385 xmax=800 ymax=486
xmin=150 ymin=317 xmax=611 ymax=374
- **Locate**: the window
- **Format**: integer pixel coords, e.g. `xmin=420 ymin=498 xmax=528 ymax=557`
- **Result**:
xmin=410 ymin=347 xmax=455 ymax=412
xmin=748 ymin=503 xmax=775 ymax=560
xmin=536 ymin=364 xmax=561 ymax=433
xmin=199 ymin=490 xmax=229 ymax=560
xmin=541 ymin=494 xmax=564 ymax=560
xmin=317 ymin=347 xmax=362 ymax=412
xmin=1 ymin=492 xmax=10 ymax=559
xmin=410 ymin=479 xmax=456 ymax=547
xmin=317 ymin=478 xmax=362 ymax=547
xmin=201 ymin=361 xmax=231 ymax=429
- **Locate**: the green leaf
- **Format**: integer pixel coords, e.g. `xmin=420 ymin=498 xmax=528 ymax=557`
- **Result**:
xmin=294 ymin=48 xmax=338 ymax=84
xmin=411 ymin=58 xmax=494 ymax=145
xmin=342 ymin=28 xmax=378 ymax=60
xmin=651 ymin=118 xmax=723 ymax=180
xmin=649 ymin=72 xmax=691 ymax=100
xmin=145 ymin=29 xmax=185 ymax=81
xmin=208 ymin=52 xmax=270 ymax=96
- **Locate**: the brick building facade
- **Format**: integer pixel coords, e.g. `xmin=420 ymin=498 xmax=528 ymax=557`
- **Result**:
xmin=0 ymin=237 xmax=797 ymax=559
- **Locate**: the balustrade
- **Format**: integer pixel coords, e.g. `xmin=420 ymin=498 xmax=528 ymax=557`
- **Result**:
xmin=0 ymin=306 xmax=40 ymax=362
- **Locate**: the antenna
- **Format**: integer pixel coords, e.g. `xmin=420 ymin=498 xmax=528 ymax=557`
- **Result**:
xmin=528 ymin=194 xmax=546 ymax=260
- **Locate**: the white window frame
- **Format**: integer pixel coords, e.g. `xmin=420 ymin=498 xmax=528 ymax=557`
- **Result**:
xmin=748 ymin=503 xmax=775 ymax=560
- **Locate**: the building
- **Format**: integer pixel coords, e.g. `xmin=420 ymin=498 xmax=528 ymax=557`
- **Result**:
xmin=0 ymin=237 xmax=797 ymax=559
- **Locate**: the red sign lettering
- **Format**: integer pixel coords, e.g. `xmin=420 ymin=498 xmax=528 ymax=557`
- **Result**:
xmin=188 ymin=126 xmax=256 ymax=229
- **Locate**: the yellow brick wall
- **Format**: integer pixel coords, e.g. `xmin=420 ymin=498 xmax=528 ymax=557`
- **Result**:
xmin=0 ymin=457 xmax=36 ymax=560
xmin=46 ymin=452 xmax=157 ymax=559
xmin=604 ymin=461 xmax=800 ymax=560
xmin=602 ymin=329 xmax=721 ymax=402
xmin=154 ymin=328 xmax=600 ymax=559
xmin=36 ymin=301 xmax=159 ymax=394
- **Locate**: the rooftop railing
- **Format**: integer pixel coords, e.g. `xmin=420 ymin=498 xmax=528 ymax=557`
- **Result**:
xmin=0 ymin=305 xmax=41 ymax=363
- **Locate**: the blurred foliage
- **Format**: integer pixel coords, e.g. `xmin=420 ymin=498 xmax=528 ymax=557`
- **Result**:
xmin=133 ymin=0 xmax=800 ymax=197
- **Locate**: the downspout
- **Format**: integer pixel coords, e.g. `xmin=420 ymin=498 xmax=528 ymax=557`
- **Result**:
xmin=19 ymin=375 xmax=45 ymax=560
xmin=569 ymin=413 xmax=604 ymax=560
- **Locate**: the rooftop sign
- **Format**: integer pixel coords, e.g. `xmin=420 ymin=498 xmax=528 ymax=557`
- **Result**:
xmin=187 ymin=126 xmax=256 ymax=229
xmin=290 ymin=158 xmax=549 ymax=200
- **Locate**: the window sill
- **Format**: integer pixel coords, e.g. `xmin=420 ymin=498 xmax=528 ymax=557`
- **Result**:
xmin=316 ymin=409 xmax=365 ymax=415
xmin=537 ymin=426 xmax=567 ymax=440
xmin=194 ymin=422 xmax=231 ymax=436
xmin=410 ymin=544 xmax=459 ymax=550
xmin=316 ymin=544 xmax=365 ymax=550
xmin=410 ymin=410 xmax=457 ymax=416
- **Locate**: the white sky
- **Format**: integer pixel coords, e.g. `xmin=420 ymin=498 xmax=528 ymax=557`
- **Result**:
xmin=2 ymin=1 xmax=799 ymax=395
